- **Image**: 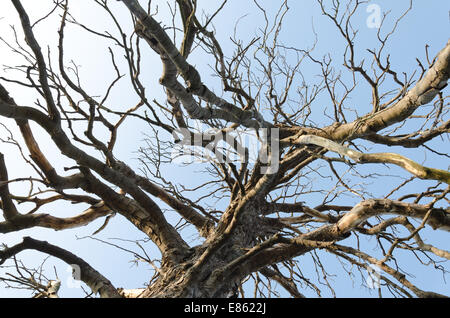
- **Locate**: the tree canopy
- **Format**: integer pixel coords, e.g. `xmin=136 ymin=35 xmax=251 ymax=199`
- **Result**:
xmin=0 ymin=0 xmax=449 ymax=298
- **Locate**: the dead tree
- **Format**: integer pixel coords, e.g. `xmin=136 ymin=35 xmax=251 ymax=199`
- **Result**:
xmin=0 ymin=0 xmax=449 ymax=298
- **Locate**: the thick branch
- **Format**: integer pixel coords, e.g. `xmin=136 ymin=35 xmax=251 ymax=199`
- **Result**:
xmin=0 ymin=98 xmax=189 ymax=258
xmin=290 ymin=134 xmax=450 ymax=184
xmin=226 ymin=198 xmax=449 ymax=281
xmin=365 ymin=120 xmax=450 ymax=148
xmin=0 ymin=153 xmax=19 ymax=219
xmin=11 ymin=0 xmax=60 ymax=120
xmin=0 ymin=201 xmax=112 ymax=233
xmin=122 ymin=0 xmax=269 ymax=128
xmin=336 ymin=199 xmax=450 ymax=232
xmin=0 ymin=84 xmax=85 ymax=190
xmin=0 ymin=237 xmax=121 ymax=298
xmin=328 ymin=40 xmax=450 ymax=141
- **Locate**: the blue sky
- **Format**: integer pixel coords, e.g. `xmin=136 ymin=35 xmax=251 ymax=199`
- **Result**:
xmin=0 ymin=0 xmax=448 ymax=297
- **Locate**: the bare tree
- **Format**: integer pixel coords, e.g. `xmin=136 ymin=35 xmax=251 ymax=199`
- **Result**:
xmin=0 ymin=0 xmax=449 ymax=298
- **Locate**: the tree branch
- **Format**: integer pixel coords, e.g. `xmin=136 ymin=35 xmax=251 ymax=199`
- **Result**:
xmin=289 ymin=134 xmax=450 ymax=184
xmin=0 ymin=237 xmax=121 ymax=298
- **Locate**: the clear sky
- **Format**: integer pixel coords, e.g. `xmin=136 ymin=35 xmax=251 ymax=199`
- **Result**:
xmin=0 ymin=0 xmax=448 ymax=298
